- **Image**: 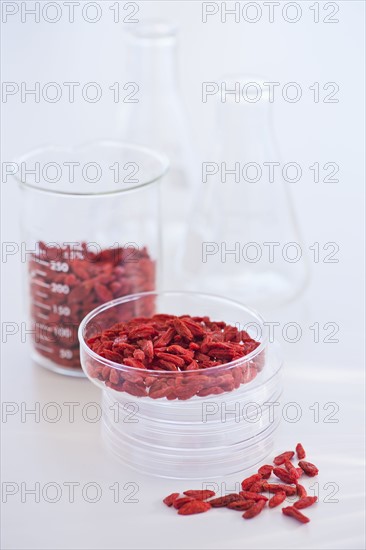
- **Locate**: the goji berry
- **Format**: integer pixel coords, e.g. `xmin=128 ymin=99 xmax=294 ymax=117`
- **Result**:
xmin=298 ymin=460 xmax=319 ymax=477
xmin=262 ymin=483 xmax=297 ymax=496
xmin=227 ymin=500 xmax=255 ymax=511
xmin=163 ymin=493 xmax=180 ymax=507
xmin=183 ymin=490 xmax=216 ymax=501
xmin=173 ymin=497 xmax=195 ymax=510
xmin=296 ymin=443 xmax=306 ymax=459
xmin=268 ymin=490 xmax=287 ymax=508
xmin=241 ymin=473 xmax=262 ymax=491
xmin=294 ymin=496 xmax=317 ymax=509
xmin=239 ymin=491 xmax=268 ymax=502
xmin=178 ymin=500 xmax=211 ymax=515
xmin=273 ymin=451 xmax=295 ymax=465
xmin=284 ymin=460 xmax=300 ymax=480
xmin=208 ymin=494 xmax=241 ymax=507
xmin=273 ymin=467 xmax=297 ymax=484
xmin=296 ymin=484 xmax=307 ymax=498
xmin=282 ymin=506 xmax=310 ymax=524
xmin=249 ymin=481 xmax=264 ymax=493
xmin=258 ymin=465 xmax=273 ymax=479
xmin=242 ymin=499 xmax=266 ymax=519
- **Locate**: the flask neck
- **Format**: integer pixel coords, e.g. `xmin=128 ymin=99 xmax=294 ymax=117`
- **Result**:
xmin=125 ymin=23 xmax=179 ymax=93
xmin=216 ymin=79 xmax=276 ymax=159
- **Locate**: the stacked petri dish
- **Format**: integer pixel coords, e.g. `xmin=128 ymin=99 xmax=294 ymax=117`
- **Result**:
xmin=79 ymin=291 xmax=282 ymax=479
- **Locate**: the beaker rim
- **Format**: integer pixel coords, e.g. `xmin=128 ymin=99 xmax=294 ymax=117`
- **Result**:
xmin=13 ymin=140 xmax=169 ymax=197
xmin=124 ymin=20 xmax=178 ymax=42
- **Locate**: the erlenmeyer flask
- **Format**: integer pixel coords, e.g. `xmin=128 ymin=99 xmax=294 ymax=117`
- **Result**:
xmin=119 ymin=21 xmax=197 ymax=287
xmin=181 ymin=76 xmax=309 ymax=308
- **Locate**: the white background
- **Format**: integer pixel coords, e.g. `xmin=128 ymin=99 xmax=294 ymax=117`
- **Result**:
xmin=1 ymin=1 xmax=365 ymax=549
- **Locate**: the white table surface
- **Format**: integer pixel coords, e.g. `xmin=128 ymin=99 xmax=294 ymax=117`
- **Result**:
xmin=2 ymin=356 xmax=365 ymax=550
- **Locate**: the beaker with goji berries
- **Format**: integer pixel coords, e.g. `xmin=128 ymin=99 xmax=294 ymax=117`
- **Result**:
xmin=15 ymin=142 xmax=168 ymax=376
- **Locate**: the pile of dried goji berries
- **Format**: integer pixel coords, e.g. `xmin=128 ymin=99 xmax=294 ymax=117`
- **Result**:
xmin=86 ymin=313 xmax=263 ymax=399
xmin=163 ymin=443 xmax=319 ymax=524
xmin=29 ymin=242 xmax=155 ymax=370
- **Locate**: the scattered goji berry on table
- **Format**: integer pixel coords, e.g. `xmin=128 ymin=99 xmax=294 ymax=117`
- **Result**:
xmin=262 ymin=482 xmax=297 ymax=496
xmin=239 ymin=491 xmax=268 ymax=502
xmin=282 ymin=506 xmax=310 ymax=524
xmin=243 ymin=499 xmax=266 ymax=519
xmin=258 ymin=465 xmax=273 ymax=479
xmin=268 ymin=491 xmax=287 ymax=508
xmin=273 ymin=451 xmax=295 ymax=465
xmin=298 ymin=460 xmax=319 ymax=477
xmin=163 ymin=444 xmax=319 ymax=526
xmin=227 ymin=500 xmax=255 ymax=511
xmin=296 ymin=484 xmax=307 ymax=499
xmin=208 ymin=494 xmax=241 ymax=507
xmin=178 ymin=500 xmax=211 ymax=515
xmin=296 ymin=443 xmax=306 ymax=459
xmin=241 ymin=473 xmax=262 ymax=491
xmin=183 ymin=490 xmax=216 ymax=500
xmin=273 ymin=467 xmax=297 ymax=484
xmin=284 ymin=460 xmax=300 ymax=480
xmin=294 ymin=496 xmax=318 ymax=509
xmin=163 ymin=493 xmax=180 ymax=507
xmin=173 ymin=497 xmax=195 ymax=510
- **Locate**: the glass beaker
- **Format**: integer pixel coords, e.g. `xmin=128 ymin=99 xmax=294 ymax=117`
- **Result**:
xmin=15 ymin=142 xmax=168 ymax=376
xmin=180 ymin=76 xmax=310 ymax=309
xmin=119 ymin=21 xmax=197 ymax=286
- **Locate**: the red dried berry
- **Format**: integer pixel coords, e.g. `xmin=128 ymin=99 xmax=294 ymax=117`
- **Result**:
xmin=87 ymin=312 xmax=261 ymax=399
xmin=29 ymin=243 xmax=155 ymax=371
xmin=284 ymin=460 xmax=300 ymax=480
xmin=241 ymin=473 xmax=262 ymax=491
xmin=173 ymin=497 xmax=195 ymax=510
xmin=172 ymin=318 xmax=193 ymax=341
xmin=163 ymin=493 xmax=180 ymax=507
xmin=249 ymin=481 xmax=264 ymax=493
xmin=262 ymin=483 xmax=297 ymax=496
xmin=178 ymin=500 xmax=211 ymax=515
xmin=183 ymin=490 xmax=216 ymax=501
xmin=273 ymin=451 xmax=295 ymax=465
xmin=298 ymin=460 xmax=319 ymax=477
xmin=258 ymin=465 xmax=273 ymax=479
xmin=243 ymin=499 xmax=266 ymax=519
xmin=208 ymin=494 xmax=241 ymax=507
xmin=239 ymin=491 xmax=268 ymax=502
xmin=227 ymin=500 xmax=255 ymax=511
xmin=282 ymin=506 xmax=310 ymax=524
xmin=273 ymin=467 xmax=297 ymax=485
xmin=296 ymin=443 xmax=306 ymax=459
xmin=268 ymin=490 xmax=287 ymax=508
xmin=296 ymin=484 xmax=307 ymax=498
xmin=95 ymin=283 xmax=113 ymax=302
xmin=294 ymin=496 xmax=318 ymax=509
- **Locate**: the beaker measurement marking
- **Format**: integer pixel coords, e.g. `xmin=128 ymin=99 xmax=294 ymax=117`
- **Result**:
xmin=37 ymin=331 xmax=53 ymax=341
xmin=34 ymin=258 xmax=50 ymax=266
xmin=34 ymin=269 xmax=47 ymax=277
xmin=34 ymin=343 xmax=53 ymax=353
xmin=31 ymin=280 xmax=50 ymax=289
xmin=35 ymin=312 xmax=50 ymax=321
xmin=35 ymin=290 xmax=48 ymax=299
xmin=33 ymin=301 xmax=51 ymax=310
